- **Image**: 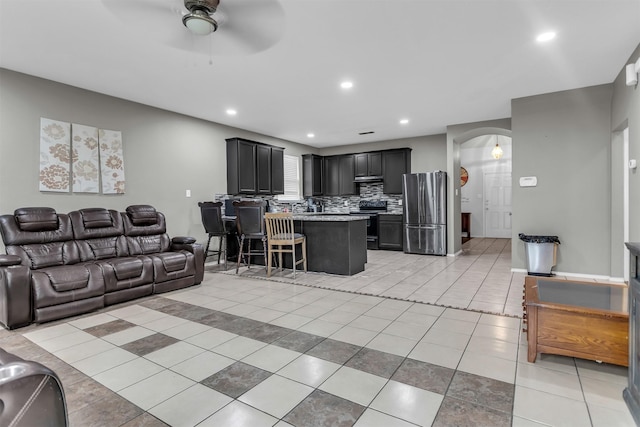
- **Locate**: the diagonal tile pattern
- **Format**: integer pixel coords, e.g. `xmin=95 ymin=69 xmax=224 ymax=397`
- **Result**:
xmin=0 ymin=238 xmax=634 ymax=426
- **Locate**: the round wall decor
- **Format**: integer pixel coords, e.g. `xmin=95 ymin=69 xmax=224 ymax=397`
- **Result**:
xmin=460 ymin=167 xmax=469 ymax=187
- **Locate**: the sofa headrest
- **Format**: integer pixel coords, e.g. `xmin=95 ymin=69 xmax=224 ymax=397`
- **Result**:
xmin=79 ymin=208 xmax=113 ymax=229
xmin=14 ymin=207 xmax=58 ymax=232
xmin=125 ymin=205 xmax=158 ymax=226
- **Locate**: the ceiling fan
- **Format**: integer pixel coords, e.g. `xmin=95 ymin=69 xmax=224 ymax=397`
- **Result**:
xmin=102 ymin=0 xmax=285 ymax=56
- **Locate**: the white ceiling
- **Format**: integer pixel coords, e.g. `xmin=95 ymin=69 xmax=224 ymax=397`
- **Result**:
xmin=1 ymin=0 xmax=639 ymax=148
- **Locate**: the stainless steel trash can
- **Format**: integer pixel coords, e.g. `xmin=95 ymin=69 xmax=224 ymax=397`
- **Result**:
xmin=519 ymin=234 xmax=561 ymax=276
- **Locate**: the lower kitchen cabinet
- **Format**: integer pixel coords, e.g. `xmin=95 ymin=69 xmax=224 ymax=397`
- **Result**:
xmin=378 ymin=214 xmax=403 ymax=250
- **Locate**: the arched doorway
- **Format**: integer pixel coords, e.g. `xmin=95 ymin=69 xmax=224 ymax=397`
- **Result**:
xmin=447 ymin=126 xmax=512 ymax=254
xmin=460 ymin=134 xmax=512 ymax=239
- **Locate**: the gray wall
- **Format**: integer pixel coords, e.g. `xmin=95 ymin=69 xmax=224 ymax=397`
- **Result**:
xmin=0 ymin=69 xmax=315 ymax=249
xmin=611 ymin=44 xmax=640 ymax=278
xmin=511 ymin=84 xmax=613 ymax=275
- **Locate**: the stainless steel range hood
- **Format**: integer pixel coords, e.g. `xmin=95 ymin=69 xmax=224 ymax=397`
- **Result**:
xmin=354 ymin=175 xmax=384 ymax=183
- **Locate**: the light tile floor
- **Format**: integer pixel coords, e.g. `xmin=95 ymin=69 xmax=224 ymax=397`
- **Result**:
xmin=222 ymin=237 xmax=525 ymax=317
xmin=0 ymin=238 xmax=634 ymax=426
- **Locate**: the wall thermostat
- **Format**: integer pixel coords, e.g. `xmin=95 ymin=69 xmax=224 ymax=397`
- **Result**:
xmin=519 ymin=176 xmax=537 ymax=187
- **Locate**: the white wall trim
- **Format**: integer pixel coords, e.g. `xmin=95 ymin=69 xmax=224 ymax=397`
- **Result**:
xmin=448 ymin=250 xmax=463 ymax=257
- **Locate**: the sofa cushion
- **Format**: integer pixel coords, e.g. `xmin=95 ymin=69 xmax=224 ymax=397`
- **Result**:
xmin=126 ymin=205 xmax=158 ymax=226
xmin=80 ymin=208 xmax=113 ymax=229
xmin=0 ymin=212 xmax=74 ymax=248
xmin=107 ymin=257 xmax=145 ymax=281
xmin=43 ymin=265 xmax=91 ymax=292
xmin=85 ymin=237 xmax=122 ymax=260
xmin=17 ymin=241 xmax=79 ymax=270
xmin=31 ymin=264 xmax=105 ymax=309
xmin=14 ymin=208 xmax=58 ymax=232
xmin=158 ymin=252 xmax=187 ymax=273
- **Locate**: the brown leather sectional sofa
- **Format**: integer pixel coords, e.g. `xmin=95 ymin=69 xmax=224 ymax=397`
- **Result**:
xmin=0 ymin=205 xmax=204 ymax=329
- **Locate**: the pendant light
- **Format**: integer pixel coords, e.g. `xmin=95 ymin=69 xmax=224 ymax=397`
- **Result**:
xmin=491 ymin=135 xmax=503 ymax=160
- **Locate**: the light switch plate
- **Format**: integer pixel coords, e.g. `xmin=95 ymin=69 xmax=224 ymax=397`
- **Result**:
xmin=519 ymin=177 xmax=537 ymax=187
xmin=185 ymin=189 xmax=191 ymax=197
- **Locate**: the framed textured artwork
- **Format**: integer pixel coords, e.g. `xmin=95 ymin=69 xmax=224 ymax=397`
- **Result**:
xmin=72 ymin=123 xmax=100 ymax=193
xmin=39 ymin=118 xmax=71 ymax=192
xmin=99 ymin=129 xmax=126 ymax=194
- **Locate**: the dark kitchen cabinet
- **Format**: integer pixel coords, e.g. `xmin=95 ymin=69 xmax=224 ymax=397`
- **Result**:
xmin=339 ymin=155 xmax=357 ymax=195
xmin=303 ymin=154 xmax=323 ymax=197
xmin=378 ymin=214 xmax=403 ymax=250
xmin=227 ymin=138 xmax=257 ymax=194
xmin=323 ymin=156 xmax=340 ymax=196
xmin=382 ymin=149 xmax=411 ymax=194
xmin=316 ymin=154 xmax=355 ymax=196
xmin=227 ymin=137 xmax=284 ymax=195
xmin=355 ymin=152 xmax=382 ymax=177
xmin=256 ymin=144 xmax=271 ymax=194
xmin=271 ymin=147 xmax=284 ymax=195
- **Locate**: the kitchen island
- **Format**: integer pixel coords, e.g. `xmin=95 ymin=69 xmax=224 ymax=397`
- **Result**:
xmin=292 ymin=214 xmax=367 ymax=275
xmin=223 ymin=214 xmax=368 ymax=276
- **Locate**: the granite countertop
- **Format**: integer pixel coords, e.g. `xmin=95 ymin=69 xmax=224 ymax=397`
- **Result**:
xmin=292 ymin=214 xmax=367 ymax=222
xmin=378 ymin=212 xmax=403 ymax=216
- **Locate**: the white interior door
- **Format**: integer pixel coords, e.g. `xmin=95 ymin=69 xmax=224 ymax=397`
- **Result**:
xmin=484 ymin=172 xmax=512 ymax=238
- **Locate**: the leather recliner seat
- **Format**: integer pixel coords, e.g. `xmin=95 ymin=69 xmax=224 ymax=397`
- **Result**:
xmin=0 ymin=205 xmax=204 ymax=329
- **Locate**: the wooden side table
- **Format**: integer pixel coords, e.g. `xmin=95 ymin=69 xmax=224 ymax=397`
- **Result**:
xmin=523 ymin=276 xmax=628 ymax=366
xmin=461 ymin=212 xmax=471 ymax=243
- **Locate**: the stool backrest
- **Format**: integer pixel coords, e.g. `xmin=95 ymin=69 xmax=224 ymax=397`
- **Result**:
xmin=233 ymin=200 xmax=267 ymax=237
xmin=198 ymin=202 xmax=225 ymax=236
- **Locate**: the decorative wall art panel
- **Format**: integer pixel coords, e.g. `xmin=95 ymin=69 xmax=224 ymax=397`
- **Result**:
xmin=39 ymin=118 xmax=71 ymax=192
xmin=72 ymin=123 xmax=100 ymax=193
xmin=99 ymin=129 xmax=126 ymax=194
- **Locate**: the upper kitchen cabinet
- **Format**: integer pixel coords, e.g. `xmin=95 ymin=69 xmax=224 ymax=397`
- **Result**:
xmin=323 ymin=156 xmax=339 ymax=196
xmin=382 ymin=148 xmax=411 ymax=194
xmin=324 ymin=155 xmax=356 ymax=196
xmin=271 ymin=147 xmax=284 ymax=195
xmin=339 ymin=155 xmax=357 ymax=195
xmin=355 ymin=152 xmax=382 ymax=177
xmin=303 ymin=154 xmax=323 ymax=197
xmin=226 ymin=137 xmax=284 ymax=195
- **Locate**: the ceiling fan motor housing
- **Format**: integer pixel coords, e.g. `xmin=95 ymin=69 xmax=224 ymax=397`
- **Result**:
xmin=184 ymin=0 xmax=219 ymax=14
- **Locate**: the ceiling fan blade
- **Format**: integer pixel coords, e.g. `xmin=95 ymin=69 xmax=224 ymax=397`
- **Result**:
xmin=101 ymin=0 xmax=285 ymax=56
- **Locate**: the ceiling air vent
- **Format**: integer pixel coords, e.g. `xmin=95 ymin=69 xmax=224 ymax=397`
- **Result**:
xmin=359 ymin=131 xmax=374 ymax=135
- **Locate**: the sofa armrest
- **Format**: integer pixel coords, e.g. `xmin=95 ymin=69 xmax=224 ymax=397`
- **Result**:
xmin=0 ymin=255 xmax=22 ymax=267
xmin=0 ymin=262 xmax=32 ymax=329
xmin=170 ymin=238 xmax=204 ymax=284
xmin=172 ymin=236 xmax=196 ymax=245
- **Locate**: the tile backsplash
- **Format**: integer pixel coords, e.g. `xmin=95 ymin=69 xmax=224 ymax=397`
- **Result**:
xmin=215 ymin=183 xmax=402 ymax=215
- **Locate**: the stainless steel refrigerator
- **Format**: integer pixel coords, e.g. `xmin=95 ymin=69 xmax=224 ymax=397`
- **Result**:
xmin=402 ymin=172 xmax=447 ymax=255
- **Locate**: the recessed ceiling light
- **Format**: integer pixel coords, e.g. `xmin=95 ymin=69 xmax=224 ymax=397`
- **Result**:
xmin=340 ymin=81 xmax=353 ymax=89
xmin=400 ymin=119 xmax=409 ymax=125
xmin=307 ymin=133 xmax=315 ymax=138
xmin=536 ymin=31 xmax=556 ymax=42
xmin=226 ymin=109 xmax=237 ymax=116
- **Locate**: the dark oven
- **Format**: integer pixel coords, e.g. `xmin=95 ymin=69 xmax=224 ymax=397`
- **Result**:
xmin=350 ymin=200 xmax=387 ymax=250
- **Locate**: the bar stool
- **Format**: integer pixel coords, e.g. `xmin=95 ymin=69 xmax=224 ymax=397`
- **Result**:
xmin=264 ymin=212 xmax=307 ymax=278
xmin=233 ymin=200 xmax=268 ymax=274
xmin=198 ymin=201 xmax=228 ymax=270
